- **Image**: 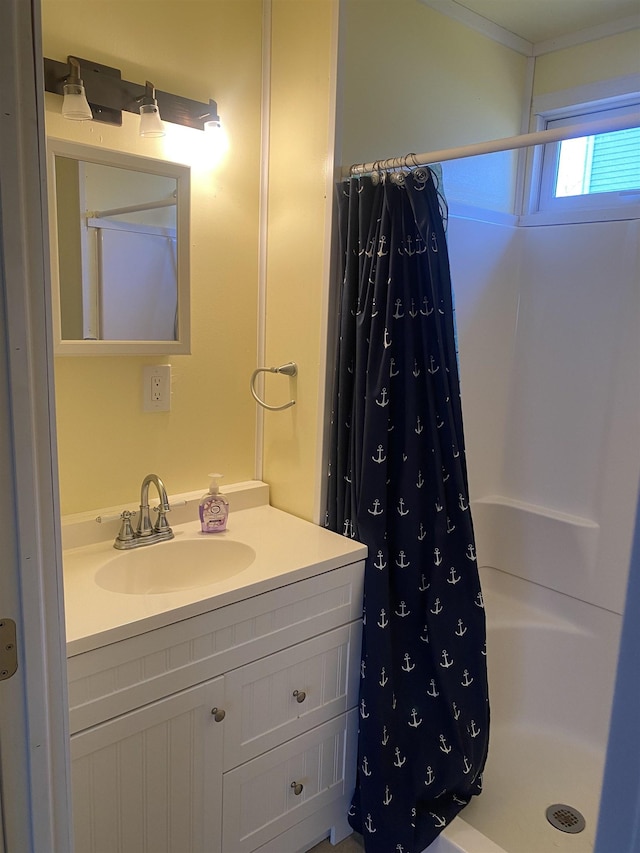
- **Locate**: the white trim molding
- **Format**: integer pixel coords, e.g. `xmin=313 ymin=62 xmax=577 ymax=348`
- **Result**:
xmin=418 ymin=0 xmax=533 ymax=55
xmin=418 ymin=0 xmax=640 ymax=57
xmin=255 ymin=0 xmax=273 ymax=482
xmin=533 ymin=12 xmax=640 ymax=57
xmin=313 ymin=0 xmax=343 ymax=527
xmin=0 ymin=1 xmax=73 ymax=851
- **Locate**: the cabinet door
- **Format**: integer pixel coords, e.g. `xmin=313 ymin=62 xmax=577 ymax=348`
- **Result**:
xmin=71 ymin=678 xmax=224 ymax=853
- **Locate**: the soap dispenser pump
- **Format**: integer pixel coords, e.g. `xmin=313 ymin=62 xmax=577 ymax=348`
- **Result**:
xmin=199 ymin=473 xmax=229 ymax=533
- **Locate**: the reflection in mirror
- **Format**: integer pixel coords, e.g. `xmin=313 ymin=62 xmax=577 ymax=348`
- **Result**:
xmin=48 ymin=140 xmax=190 ymax=355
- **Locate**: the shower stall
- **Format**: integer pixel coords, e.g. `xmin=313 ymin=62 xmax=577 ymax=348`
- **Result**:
xmin=421 ymin=159 xmax=640 ymax=852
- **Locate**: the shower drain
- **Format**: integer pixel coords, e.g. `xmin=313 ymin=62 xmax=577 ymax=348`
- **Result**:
xmin=546 ymin=804 xmax=586 ymax=834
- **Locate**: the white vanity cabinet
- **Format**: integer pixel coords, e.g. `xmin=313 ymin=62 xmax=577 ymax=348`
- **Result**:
xmin=67 ymin=560 xmax=364 ymax=853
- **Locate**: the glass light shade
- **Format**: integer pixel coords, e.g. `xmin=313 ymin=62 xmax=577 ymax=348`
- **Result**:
xmin=204 ymin=119 xmax=228 ymax=158
xmin=139 ymin=103 xmax=165 ymax=138
xmin=62 ymin=83 xmax=93 ymax=121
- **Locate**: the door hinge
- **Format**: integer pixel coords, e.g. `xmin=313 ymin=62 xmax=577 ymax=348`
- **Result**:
xmin=0 ymin=618 xmax=18 ymax=680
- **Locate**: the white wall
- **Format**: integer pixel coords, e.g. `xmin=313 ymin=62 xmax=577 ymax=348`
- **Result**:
xmin=452 ymin=214 xmax=640 ymax=615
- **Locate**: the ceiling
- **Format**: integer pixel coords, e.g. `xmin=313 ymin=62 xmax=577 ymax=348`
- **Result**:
xmin=426 ymin=0 xmax=640 ymax=46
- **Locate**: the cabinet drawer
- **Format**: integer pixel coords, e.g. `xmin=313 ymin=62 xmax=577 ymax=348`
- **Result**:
xmin=222 ymin=709 xmax=358 ymax=853
xmin=223 ymin=622 xmax=361 ymax=769
xmin=68 ymin=560 xmax=364 ymax=733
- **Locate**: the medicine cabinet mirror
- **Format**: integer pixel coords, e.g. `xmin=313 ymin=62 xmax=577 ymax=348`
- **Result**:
xmin=48 ymin=139 xmax=190 ymax=355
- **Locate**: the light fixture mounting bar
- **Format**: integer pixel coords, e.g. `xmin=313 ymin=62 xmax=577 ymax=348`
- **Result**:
xmin=43 ymin=56 xmax=219 ymax=131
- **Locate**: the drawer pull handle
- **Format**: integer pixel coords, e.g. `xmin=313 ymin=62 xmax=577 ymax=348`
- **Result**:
xmin=292 ymin=689 xmax=306 ymax=703
xmin=290 ymin=781 xmax=304 ymax=796
xmin=211 ymin=707 xmax=226 ymax=722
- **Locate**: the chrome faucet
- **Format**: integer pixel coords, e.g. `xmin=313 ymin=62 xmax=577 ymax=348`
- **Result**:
xmin=113 ymin=474 xmax=175 ymax=550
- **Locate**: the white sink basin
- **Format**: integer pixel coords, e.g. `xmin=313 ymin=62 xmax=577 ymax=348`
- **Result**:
xmin=94 ymin=538 xmax=256 ymax=594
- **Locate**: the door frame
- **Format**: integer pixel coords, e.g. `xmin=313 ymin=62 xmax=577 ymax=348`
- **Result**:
xmin=0 ymin=1 xmax=72 ymax=850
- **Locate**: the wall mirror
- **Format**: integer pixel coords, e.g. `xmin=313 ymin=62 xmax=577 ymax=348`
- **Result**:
xmin=48 ymin=139 xmax=190 ymax=355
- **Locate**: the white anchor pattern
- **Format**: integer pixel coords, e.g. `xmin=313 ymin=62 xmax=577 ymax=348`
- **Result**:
xmin=327 ymin=170 xmax=489 ymax=853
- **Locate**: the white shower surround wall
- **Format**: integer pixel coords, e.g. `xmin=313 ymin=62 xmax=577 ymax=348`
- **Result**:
xmin=417 ymin=208 xmax=640 ymax=852
xmin=451 ymin=212 xmax=640 ymax=615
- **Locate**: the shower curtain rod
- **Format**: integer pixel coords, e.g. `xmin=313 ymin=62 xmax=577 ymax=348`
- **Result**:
xmin=349 ymin=111 xmax=640 ymax=175
xmin=93 ymin=198 xmax=177 ymax=218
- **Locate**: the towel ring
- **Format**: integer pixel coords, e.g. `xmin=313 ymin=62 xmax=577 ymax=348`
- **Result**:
xmin=250 ymin=362 xmax=298 ymax=411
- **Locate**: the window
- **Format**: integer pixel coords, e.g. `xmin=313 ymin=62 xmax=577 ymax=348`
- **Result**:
xmin=555 ymin=126 xmax=640 ymax=197
xmin=538 ymin=103 xmax=640 ymax=214
xmin=526 ymin=89 xmax=640 ymax=224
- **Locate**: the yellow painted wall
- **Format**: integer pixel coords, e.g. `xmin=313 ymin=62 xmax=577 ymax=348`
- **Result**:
xmin=42 ymin=1 xmax=262 ymax=514
xmin=339 ymin=0 xmax=528 ymax=170
xmin=533 ymin=30 xmax=640 ymax=97
xmin=262 ymin=0 xmax=338 ymax=521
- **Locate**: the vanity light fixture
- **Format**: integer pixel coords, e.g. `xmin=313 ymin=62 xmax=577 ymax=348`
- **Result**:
xmin=203 ymin=114 xmax=223 ymax=145
xmin=43 ymin=55 xmax=221 ymax=135
xmin=203 ymin=114 xmax=222 ymax=133
xmin=61 ymin=56 xmax=93 ymax=121
xmin=138 ymin=81 xmax=165 ymax=138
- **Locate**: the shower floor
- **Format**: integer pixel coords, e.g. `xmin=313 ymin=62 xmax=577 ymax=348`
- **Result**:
xmin=307 ymin=725 xmax=604 ymax=853
xmin=461 ymin=722 xmax=605 ymax=853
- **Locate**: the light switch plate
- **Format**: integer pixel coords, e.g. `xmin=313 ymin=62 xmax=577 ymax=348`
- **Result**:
xmin=143 ymin=365 xmax=171 ymax=412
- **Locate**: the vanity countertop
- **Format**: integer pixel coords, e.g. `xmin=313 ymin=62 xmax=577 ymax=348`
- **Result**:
xmin=63 ymin=500 xmax=367 ymax=657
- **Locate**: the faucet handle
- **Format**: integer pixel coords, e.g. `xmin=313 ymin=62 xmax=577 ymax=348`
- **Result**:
xmin=153 ymin=504 xmax=173 ymax=535
xmin=115 ymin=510 xmax=136 ymax=546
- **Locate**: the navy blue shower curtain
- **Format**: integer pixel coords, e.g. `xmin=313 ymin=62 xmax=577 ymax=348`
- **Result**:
xmin=326 ymin=168 xmax=489 ymax=853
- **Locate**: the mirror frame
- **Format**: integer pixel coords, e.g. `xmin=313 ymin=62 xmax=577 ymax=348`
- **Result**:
xmin=47 ymin=138 xmax=191 ymax=355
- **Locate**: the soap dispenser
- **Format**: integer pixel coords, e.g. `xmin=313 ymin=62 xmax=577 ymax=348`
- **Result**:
xmin=199 ymin=473 xmax=229 ymax=533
